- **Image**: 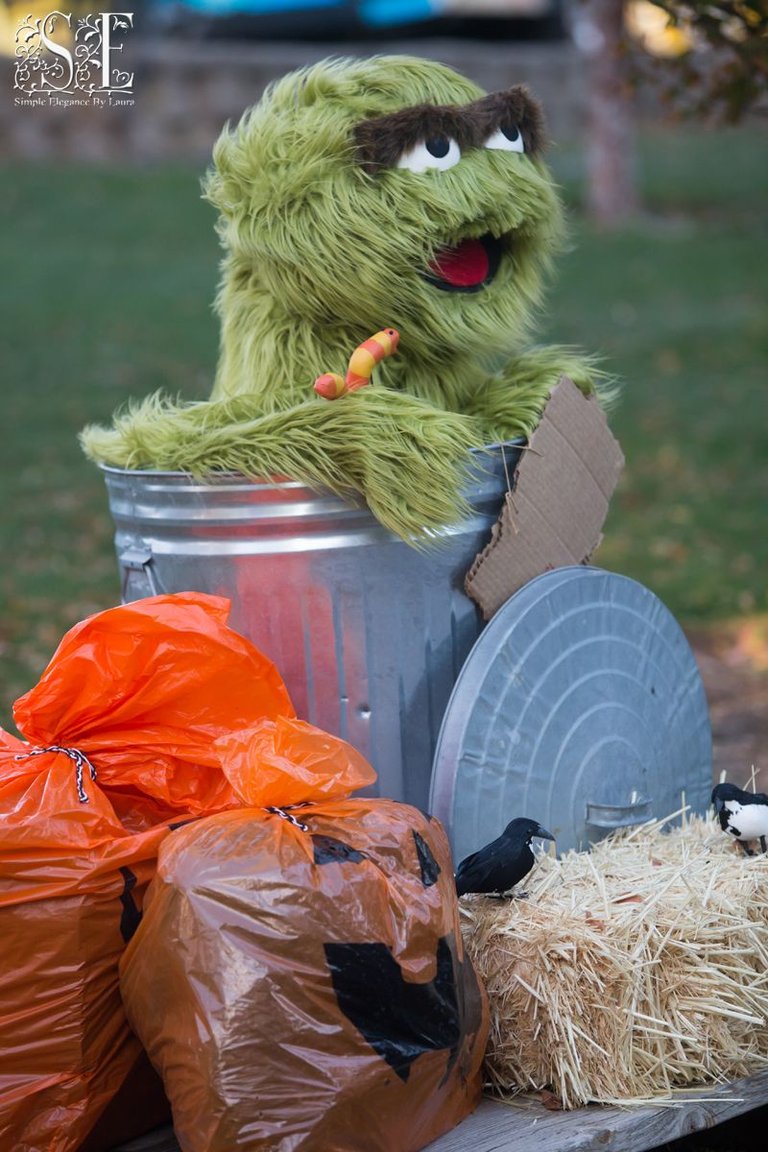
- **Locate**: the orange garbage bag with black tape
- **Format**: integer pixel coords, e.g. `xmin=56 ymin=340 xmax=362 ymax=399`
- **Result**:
xmin=120 ymin=716 xmax=489 ymax=1152
xmin=0 ymin=592 xmax=294 ymax=1152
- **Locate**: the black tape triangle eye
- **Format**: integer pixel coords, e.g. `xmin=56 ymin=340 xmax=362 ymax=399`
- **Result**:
xmin=312 ymin=834 xmax=366 ymax=865
xmin=485 ymin=123 xmax=524 ymax=154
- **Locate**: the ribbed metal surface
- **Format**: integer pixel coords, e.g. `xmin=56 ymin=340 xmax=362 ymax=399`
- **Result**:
xmin=430 ymin=566 xmax=713 ymax=859
xmin=102 ymin=446 xmax=521 ymax=810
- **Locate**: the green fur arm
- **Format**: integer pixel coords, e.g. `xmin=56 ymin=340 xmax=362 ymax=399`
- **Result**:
xmin=465 ymin=346 xmax=617 ymax=444
xmin=81 ymin=389 xmax=484 ymax=540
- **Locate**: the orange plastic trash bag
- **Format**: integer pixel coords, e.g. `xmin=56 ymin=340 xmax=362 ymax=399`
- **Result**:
xmin=120 ymin=720 xmax=489 ymax=1152
xmin=0 ymin=593 xmax=295 ymax=1152
xmin=12 ymin=590 xmax=293 ymax=815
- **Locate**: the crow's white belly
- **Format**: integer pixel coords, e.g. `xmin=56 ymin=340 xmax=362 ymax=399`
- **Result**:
xmin=725 ymin=800 xmax=768 ymax=840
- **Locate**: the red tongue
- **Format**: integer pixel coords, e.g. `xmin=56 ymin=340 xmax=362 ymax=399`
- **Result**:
xmin=428 ymin=238 xmax=489 ymax=287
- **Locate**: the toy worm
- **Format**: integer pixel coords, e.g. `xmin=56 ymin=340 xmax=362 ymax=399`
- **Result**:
xmin=314 ymin=328 xmax=400 ymax=400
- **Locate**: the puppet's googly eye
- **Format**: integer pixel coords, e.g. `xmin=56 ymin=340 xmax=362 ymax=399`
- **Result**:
xmin=396 ymin=136 xmax=461 ymax=174
xmin=485 ymin=123 xmax=524 ymax=154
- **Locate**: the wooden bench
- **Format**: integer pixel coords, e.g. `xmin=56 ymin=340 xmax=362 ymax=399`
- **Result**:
xmin=111 ymin=1068 xmax=768 ymax=1152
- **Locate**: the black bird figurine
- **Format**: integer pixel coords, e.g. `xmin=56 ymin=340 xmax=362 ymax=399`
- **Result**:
xmin=455 ymin=817 xmax=555 ymax=897
xmin=712 ymin=783 xmax=768 ymax=855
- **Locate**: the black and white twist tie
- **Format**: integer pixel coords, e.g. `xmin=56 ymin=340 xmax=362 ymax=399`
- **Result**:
xmin=263 ymin=805 xmax=310 ymax=832
xmin=14 ymin=745 xmax=98 ymax=804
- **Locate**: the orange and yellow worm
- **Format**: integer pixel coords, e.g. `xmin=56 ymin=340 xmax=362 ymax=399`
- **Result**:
xmin=314 ymin=328 xmax=400 ymax=400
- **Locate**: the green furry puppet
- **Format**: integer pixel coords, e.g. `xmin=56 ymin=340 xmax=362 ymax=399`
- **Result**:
xmin=82 ymin=55 xmax=606 ymax=540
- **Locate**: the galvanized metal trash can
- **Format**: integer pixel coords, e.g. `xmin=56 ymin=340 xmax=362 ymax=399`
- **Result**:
xmin=101 ymin=447 xmax=519 ymax=810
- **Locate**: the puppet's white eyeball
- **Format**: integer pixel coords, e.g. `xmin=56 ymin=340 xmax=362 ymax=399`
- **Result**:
xmin=396 ymin=136 xmax=461 ymax=173
xmin=485 ymin=123 xmax=524 ymax=153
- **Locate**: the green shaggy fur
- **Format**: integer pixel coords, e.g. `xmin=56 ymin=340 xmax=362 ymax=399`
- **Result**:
xmin=82 ymin=55 xmax=608 ymax=540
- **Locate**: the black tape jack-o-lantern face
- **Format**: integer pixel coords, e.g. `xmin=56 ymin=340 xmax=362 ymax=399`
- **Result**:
xmin=321 ymin=826 xmax=478 ymax=1082
xmin=324 ymin=933 xmax=469 ymax=1082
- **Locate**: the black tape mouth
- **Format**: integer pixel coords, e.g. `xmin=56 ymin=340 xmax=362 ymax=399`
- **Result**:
xmin=423 ymin=232 xmax=504 ymax=293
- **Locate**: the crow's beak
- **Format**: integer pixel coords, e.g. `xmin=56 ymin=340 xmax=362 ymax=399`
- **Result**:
xmin=535 ymin=825 xmax=555 ymax=842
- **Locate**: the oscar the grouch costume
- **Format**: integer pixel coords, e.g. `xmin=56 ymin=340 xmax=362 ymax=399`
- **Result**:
xmin=82 ymin=55 xmax=608 ymax=540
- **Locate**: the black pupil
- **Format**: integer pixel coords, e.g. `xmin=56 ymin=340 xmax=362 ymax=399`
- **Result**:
xmin=501 ymin=123 xmax=520 ymax=143
xmin=425 ymin=136 xmax=450 ymax=158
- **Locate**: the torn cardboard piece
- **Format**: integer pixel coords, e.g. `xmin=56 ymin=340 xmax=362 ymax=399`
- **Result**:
xmin=465 ymin=377 xmax=624 ymax=620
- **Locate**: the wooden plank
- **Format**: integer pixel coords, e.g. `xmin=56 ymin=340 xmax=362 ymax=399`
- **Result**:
xmin=428 ymin=1070 xmax=768 ymax=1152
xmin=109 ymin=1069 xmax=768 ymax=1152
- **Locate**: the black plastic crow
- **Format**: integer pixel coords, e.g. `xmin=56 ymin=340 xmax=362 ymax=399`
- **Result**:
xmin=455 ymin=817 xmax=555 ymax=896
xmin=712 ymin=783 xmax=768 ymax=855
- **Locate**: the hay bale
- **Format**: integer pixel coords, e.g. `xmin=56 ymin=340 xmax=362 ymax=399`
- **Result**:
xmin=461 ymin=813 xmax=768 ymax=1108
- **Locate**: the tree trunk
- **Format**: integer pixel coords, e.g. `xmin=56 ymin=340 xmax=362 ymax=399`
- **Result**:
xmin=579 ymin=0 xmax=640 ymax=226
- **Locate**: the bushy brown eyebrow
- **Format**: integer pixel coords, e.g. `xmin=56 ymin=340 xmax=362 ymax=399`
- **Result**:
xmin=472 ymin=87 xmax=547 ymax=155
xmin=353 ymin=86 xmax=546 ymax=174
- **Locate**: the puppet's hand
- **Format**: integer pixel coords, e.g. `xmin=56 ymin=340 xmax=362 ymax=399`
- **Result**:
xmin=465 ymin=347 xmax=613 ymax=445
xmin=335 ymin=388 xmax=482 ymax=537
xmin=81 ymin=388 xmax=483 ymax=541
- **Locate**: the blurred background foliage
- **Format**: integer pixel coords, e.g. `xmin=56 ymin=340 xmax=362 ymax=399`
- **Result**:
xmin=632 ymin=0 xmax=768 ymax=120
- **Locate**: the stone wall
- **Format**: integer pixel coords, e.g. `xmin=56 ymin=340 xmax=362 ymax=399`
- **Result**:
xmin=2 ymin=37 xmax=585 ymax=163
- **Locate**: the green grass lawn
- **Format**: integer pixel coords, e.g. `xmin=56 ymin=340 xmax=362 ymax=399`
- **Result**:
xmin=1 ymin=122 xmax=766 ymax=717
xmin=547 ymin=126 xmax=768 ymax=624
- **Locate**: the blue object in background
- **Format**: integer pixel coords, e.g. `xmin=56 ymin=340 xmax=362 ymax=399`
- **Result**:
xmin=359 ymin=0 xmax=442 ymax=28
xmin=149 ymin=0 xmax=445 ymax=21
xmin=154 ymin=0 xmax=342 ymax=15
xmin=143 ymin=0 xmax=565 ymax=42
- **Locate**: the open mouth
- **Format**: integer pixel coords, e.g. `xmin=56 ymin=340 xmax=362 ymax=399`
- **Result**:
xmin=423 ymin=233 xmax=503 ymax=293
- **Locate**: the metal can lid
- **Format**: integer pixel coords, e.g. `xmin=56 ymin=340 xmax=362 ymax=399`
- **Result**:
xmin=430 ymin=566 xmax=712 ymax=859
